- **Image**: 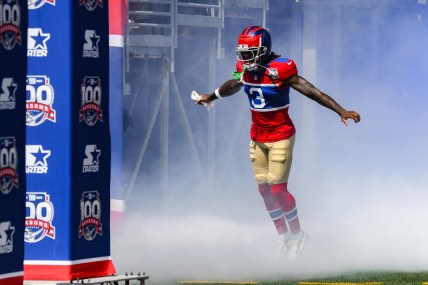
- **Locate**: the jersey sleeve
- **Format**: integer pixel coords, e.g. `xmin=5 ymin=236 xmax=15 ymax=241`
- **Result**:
xmin=281 ymin=59 xmax=298 ymax=80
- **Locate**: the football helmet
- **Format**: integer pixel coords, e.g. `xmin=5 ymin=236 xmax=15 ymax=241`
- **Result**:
xmin=236 ymin=26 xmax=272 ymax=71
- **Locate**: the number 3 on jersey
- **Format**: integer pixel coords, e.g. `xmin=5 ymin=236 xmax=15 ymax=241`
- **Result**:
xmin=249 ymin=87 xmax=265 ymax=109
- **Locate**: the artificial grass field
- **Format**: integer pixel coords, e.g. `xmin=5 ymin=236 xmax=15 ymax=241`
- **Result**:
xmin=176 ymin=272 xmax=428 ymax=285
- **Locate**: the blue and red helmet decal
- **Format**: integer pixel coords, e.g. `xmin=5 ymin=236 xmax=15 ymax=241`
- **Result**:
xmin=238 ymin=26 xmax=271 ymax=50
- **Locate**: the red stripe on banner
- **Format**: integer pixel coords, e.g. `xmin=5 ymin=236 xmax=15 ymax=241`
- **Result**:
xmin=0 ymin=276 xmax=23 ymax=285
xmin=24 ymin=260 xmax=116 ymax=281
xmin=109 ymin=0 xmax=127 ymax=35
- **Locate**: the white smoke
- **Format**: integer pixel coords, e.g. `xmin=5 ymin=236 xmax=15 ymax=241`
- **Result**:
xmin=114 ymin=0 xmax=428 ymax=282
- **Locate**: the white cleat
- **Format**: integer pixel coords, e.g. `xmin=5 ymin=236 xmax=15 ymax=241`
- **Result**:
xmin=277 ymin=234 xmax=291 ymax=257
xmin=286 ymin=231 xmax=308 ymax=258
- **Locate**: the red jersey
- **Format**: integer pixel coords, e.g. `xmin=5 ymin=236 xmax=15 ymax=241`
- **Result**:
xmin=236 ymin=57 xmax=298 ymax=142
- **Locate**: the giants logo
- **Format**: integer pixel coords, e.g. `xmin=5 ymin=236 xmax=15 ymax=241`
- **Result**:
xmin=82 ymin=29 xmax=99 ymax=58
xmin=79 ymin=0 xmax=102 ymax=11
xmin=26 ymin=75 xmax=56 ymax=126
xmin=27 ymin=28 xmax=50 ymax=57
xmin=25 ymin=192 xmax=55 ymax=243
xmin=79 ymin=190 xmax=102 ymax=241
xmin=0 ymin=77 xmax=17 ymax=110
xmin=80 ymin=76 xmax=103 ymax=126
xmin=0 ymin=0 xmax=22 ymax=50
xmin=28 ymin=0 xmax=55 ymax=10
xmin=0 ymin=137 xmax=18 ymax=195
xmin=82 ymin=144 xmax=100 ymax=173
xmin=26 ymin=145 xmax=51 ymax=174
xmin=0 ymin=221 xmax=15 ymax=254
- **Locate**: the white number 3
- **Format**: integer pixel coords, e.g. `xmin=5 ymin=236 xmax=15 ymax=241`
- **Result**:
xmin=249 ymin=87 xmax=265 ymax=109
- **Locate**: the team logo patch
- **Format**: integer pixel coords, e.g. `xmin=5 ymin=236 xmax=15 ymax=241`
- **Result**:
xmin=0 ymin=77 xmax=17 ymax=110
xmin=27 ymin=28 xmax=50 ymax=57
xmin=28 ymin=0 xmax=55 ymax=10
xmin=80 ymin=76 xmax=103 ymax=126
xmin=82 ymin=29 xmax=99 ymax=58
xmin=25 ymin=192 xmax=55 ymax=243
xmin=0 ymin=137 xmax=18 ymax=195
xmin=26 ymin=145 xmax=51 ymax=174
xmin=79 ymin=0 xmax=102 ymax=11
xmin=0 ymin=221 xmax=15 ymax=254
xmin=82 ymin=144 xmax=100 ymax=173
xmin=268 ymin=68 xmax=278 ymax=79
xmin=26 ymin=75 xmax=56 ymax=126
xmin=0 ymin=0 xmax=22 ymax=50
xmin=79 ymin=190 xmax=102 ymax=241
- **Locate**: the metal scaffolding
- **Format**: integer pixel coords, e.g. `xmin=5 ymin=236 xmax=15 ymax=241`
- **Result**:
xmin=124 ymin=0 xmax=269 ymax=203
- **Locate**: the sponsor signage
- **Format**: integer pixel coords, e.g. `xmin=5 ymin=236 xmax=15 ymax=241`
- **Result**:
xmin=24 ymin=0 xmax=114 ymax=281
xmin=0 ymin=1 xmax=27 ymax=284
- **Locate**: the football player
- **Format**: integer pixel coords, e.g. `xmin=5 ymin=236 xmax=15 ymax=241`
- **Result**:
xmin=195 ymin=26 xmax=360 ymax=258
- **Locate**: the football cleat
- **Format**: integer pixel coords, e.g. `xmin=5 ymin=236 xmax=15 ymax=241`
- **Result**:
xmin=286 ymin=231 xmax=308 ymax=258
xmin=277 ymin=234 xmax=291 ymax=256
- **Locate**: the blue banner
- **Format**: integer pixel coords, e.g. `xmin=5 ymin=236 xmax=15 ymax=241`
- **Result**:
xmin=0 ymin=0 xmax=27 ymax=284
xmin=25 ymin=0 xmax=114 ymax=280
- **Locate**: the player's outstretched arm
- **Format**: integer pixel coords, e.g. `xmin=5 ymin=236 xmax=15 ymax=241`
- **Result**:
xmin=195 ymin=79 xmax=243 ymax=106
xmin=286 ymin=74 xmax=361 ymax=126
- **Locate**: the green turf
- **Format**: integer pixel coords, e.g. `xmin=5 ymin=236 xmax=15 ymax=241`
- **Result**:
xmin=173 ymin=272 xmax=428 ymax=285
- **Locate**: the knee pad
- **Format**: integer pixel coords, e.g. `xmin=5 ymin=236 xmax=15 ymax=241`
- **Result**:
xmin=266 ymin=173 xmax=284 ymax=185
xmin=254 ymin=174 xmax=267 ymax=185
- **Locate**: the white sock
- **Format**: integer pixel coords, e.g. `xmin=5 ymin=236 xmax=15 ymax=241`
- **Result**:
xmin=279 ymin=232 xmax=291 ymax=241
xmin=291 ymin=231 xmax=304 ymax=240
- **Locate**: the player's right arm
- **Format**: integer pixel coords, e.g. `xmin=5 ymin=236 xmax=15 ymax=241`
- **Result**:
xmin=195 ymin=79 xmax=243 ymax=106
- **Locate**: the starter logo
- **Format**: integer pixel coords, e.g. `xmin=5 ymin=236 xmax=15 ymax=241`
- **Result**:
xmin=0 ymin=137 xmax=18 ymax=195
xmin=25 ymin=192 xmax=55 ymax=243
xmin=28 ymin=0 xmax=55 ymax=10
xmin=79 ymin=190 xmax=102 ymax=241
xmin=82 ymin=29 xmax=99 ymax=58
xmin=80 ymin=76 xmax=103 ymax=126
xmin=0 ymin=221 xmax=15 ymax=254
xmin=0 ymin=77 xmax=17 ymax=110
xmin=26 ymin=145 xmax=51 ymax=174
xmin=79 ymin=0 xmax=102 ymax=11
xmin=26 ymin=75 xmax=56 ymax=126
xmin=0 ymin=0 xmax=22 ymax=50
xmin=27 ymin=28 xmax=50 ymax=57
xmin=82 ymin=144 xmax=100 ymax=173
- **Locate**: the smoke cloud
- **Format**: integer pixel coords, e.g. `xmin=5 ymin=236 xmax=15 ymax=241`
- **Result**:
xmin=114 ymin=0 xmax=428 ymax=282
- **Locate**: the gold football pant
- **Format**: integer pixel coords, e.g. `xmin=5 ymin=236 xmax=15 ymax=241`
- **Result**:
xmin=249 ymin=135 xmax=295 ymax=185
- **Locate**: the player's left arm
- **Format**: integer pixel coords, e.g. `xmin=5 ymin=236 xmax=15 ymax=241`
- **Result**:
xmin=286 ymin=74 xmax=361 ymax=125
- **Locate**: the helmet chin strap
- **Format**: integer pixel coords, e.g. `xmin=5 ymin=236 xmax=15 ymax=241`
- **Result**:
xmin=247 ymin=63 xmax=276 ymax=77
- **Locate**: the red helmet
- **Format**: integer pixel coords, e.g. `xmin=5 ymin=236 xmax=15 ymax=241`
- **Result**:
xmin=236 ymin=26 xmax=272 ymax=71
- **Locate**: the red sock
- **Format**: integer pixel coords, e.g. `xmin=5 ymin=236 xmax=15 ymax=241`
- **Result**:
xmin=258 ymin=184 xmax=289 ymax=235
xmin=270 ymin=183 xmax=301 ymax=235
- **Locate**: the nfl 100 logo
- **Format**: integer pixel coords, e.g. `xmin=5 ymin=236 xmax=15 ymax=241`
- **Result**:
xmin=79 ymin=190 xmax=102 ymax=241
xmin=0 ymin=0 xmax=22 ymax=50
xmin=26 ymin=75 xmax=56 ymax=126
xmin=25 ymin=192 xmax=56 ymax=243
xmin=79 ymin=0 xmax=102 ymax=11
xmin=80 ymin=76 xmax=103 ymax=126
xmin=0 ymin=136 xmax=18 ymax=195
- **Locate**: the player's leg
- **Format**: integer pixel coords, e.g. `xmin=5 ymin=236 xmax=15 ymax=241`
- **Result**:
xmin=250 ymin=141 xmax=289 ymax=239
xmin=266 ymin=135 xmax=308 ymax=257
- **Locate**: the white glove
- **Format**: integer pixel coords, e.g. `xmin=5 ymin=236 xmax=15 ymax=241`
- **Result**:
xmin=191 ymin=90 xmax=214 ymax=111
